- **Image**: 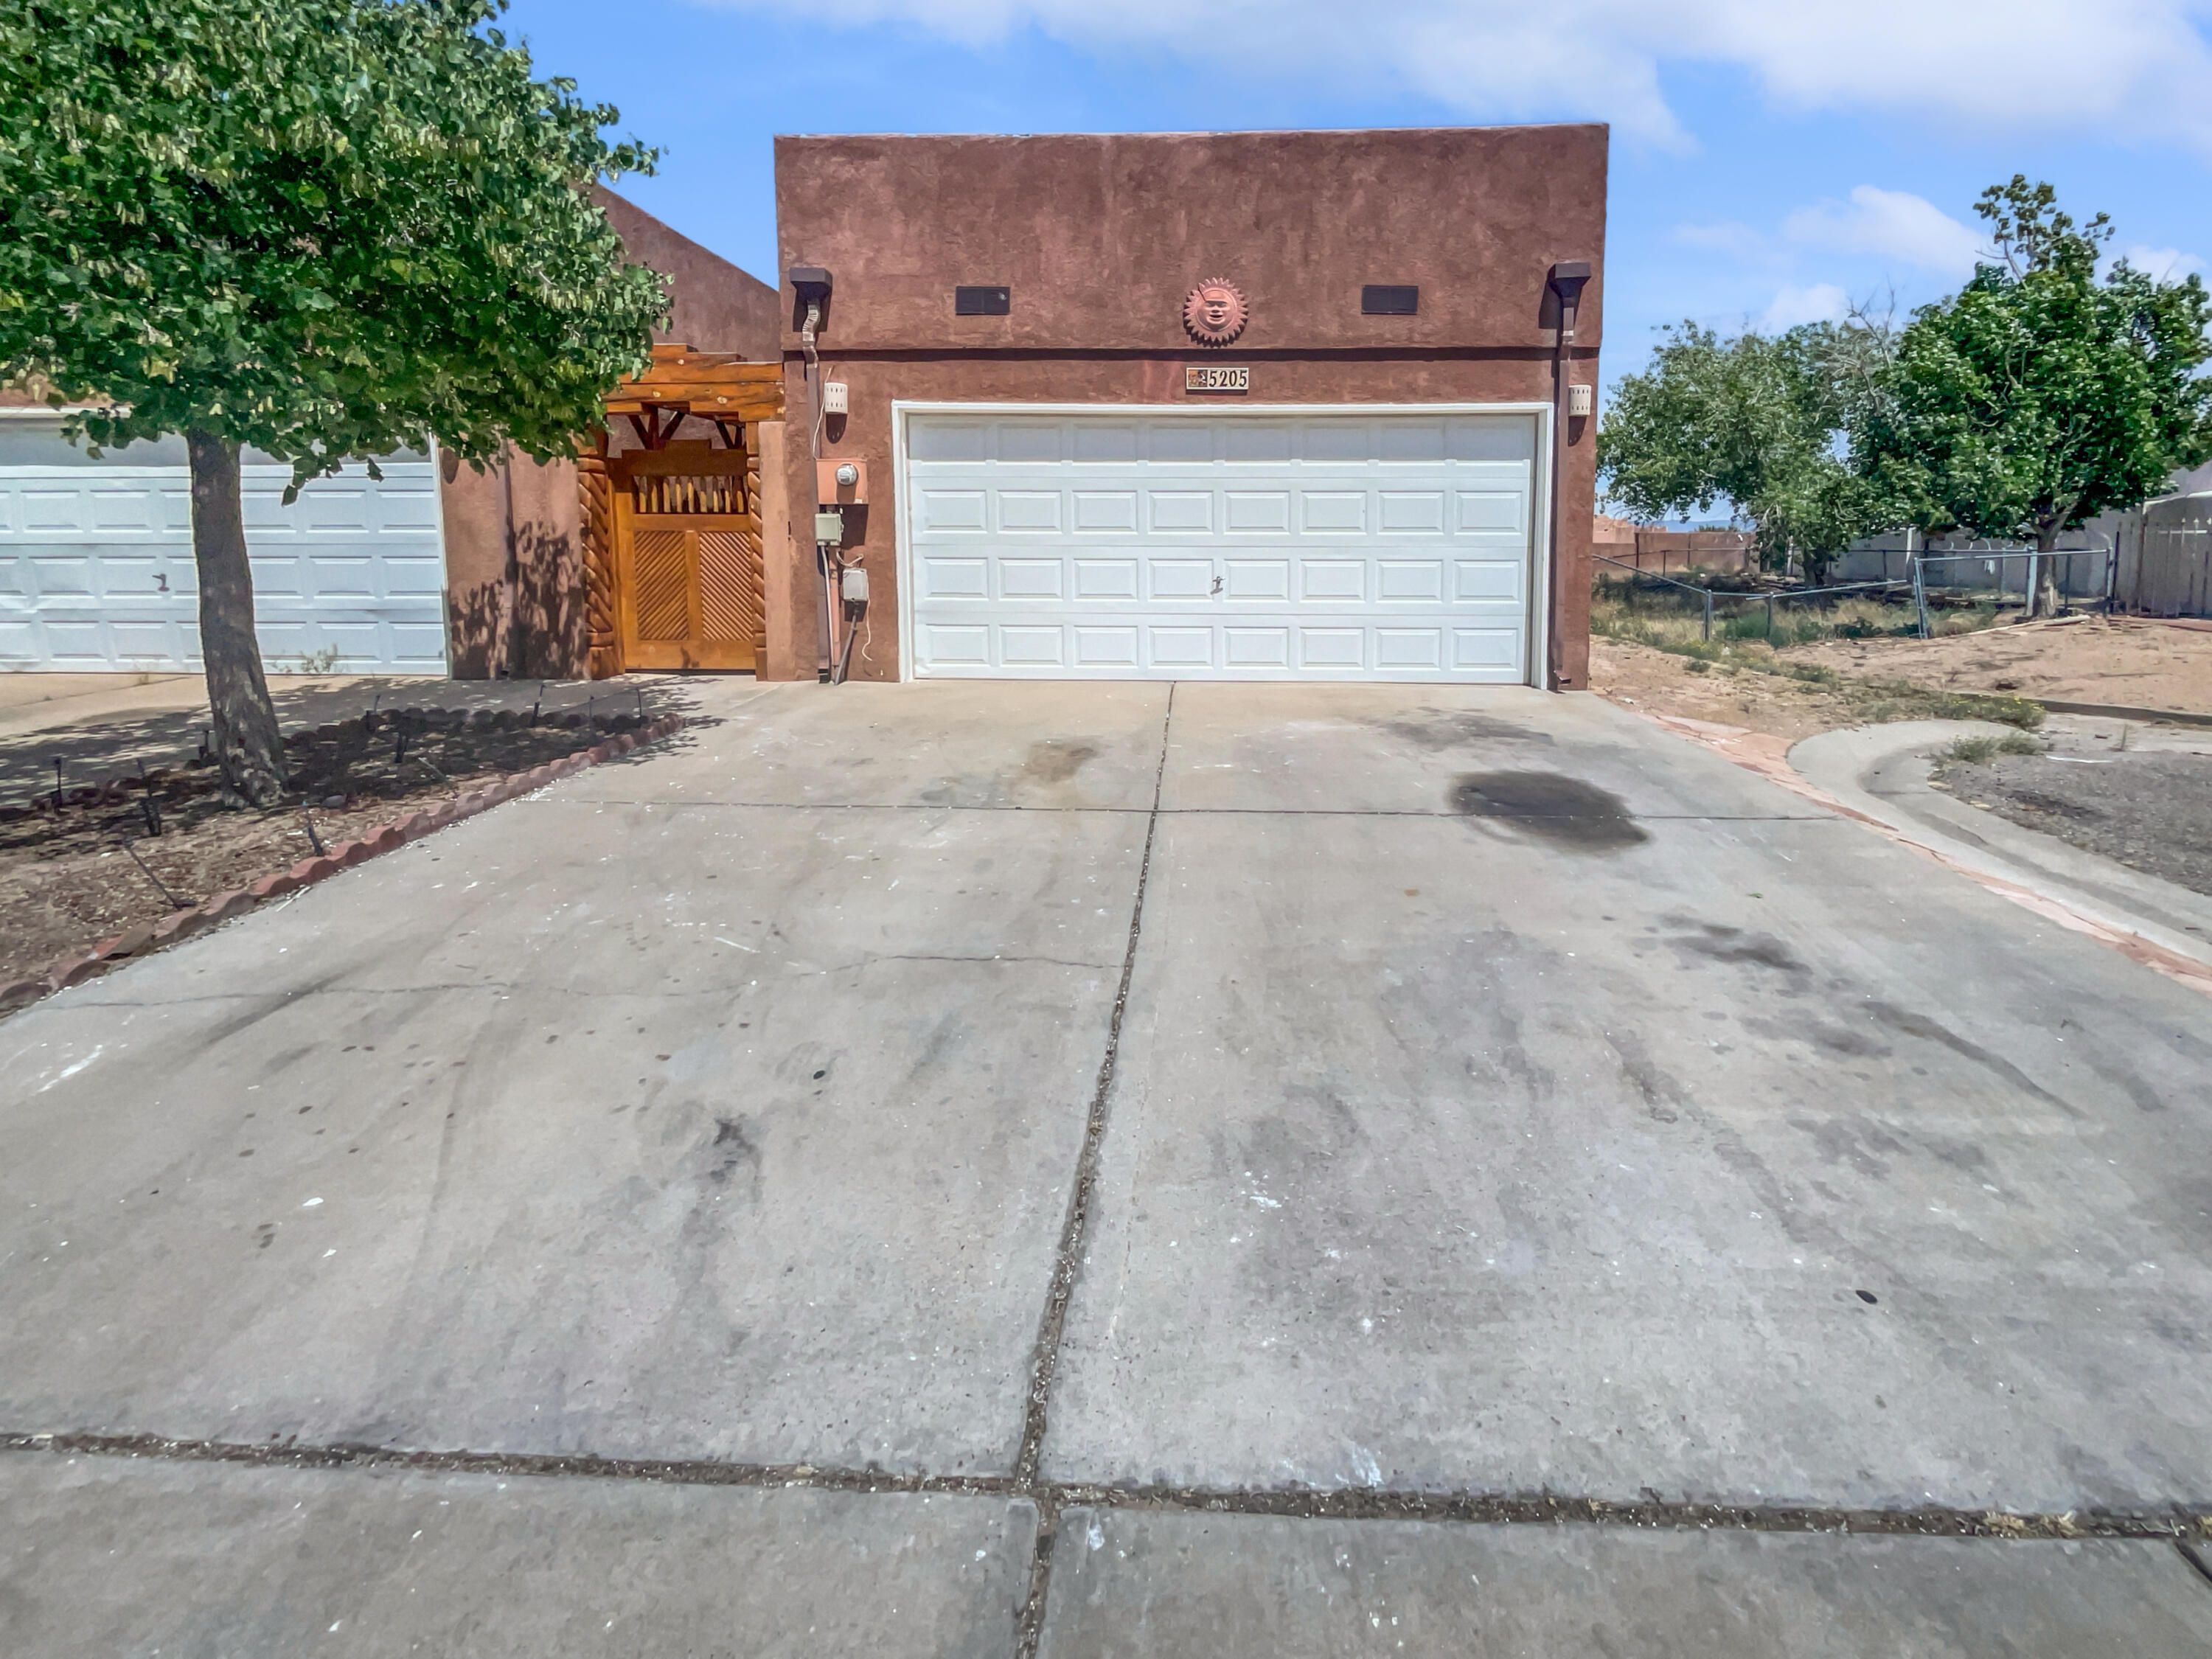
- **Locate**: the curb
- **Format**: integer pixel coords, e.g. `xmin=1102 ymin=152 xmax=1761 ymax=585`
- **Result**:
xmin=1627 ymin=706 xmax=2212 ymax=1003
xmin=0 ymin=712 xmax=685 ymax=1015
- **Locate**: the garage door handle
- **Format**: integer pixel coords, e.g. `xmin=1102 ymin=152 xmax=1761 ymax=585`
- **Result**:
xmin=1210 ymin=574 xmax=1223 ymax=595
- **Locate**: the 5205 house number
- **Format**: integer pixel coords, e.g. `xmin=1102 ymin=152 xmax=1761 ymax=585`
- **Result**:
xmin=1184 ymin=365 xmax=1250 ymax=394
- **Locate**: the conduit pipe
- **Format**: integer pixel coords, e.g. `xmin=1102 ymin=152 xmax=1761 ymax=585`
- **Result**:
xmin=1547 ymin=260 xmax=1592 ymax=692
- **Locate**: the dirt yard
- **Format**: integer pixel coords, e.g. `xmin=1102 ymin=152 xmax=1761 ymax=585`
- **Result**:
xmin=0 ymin=707 xmax=649 ymax=983
xmin=1589 ymin=637 xmax=1885 ymax=742
xmin=1593 ymin=615 xmax=2212 ymax=745
xmin=1792 ymin=616 xmax=2212 ymax=713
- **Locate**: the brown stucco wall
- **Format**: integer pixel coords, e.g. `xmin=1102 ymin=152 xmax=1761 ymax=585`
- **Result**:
xmin=439 ymin=448 xmax=589 ymax=678
xmin=770 ymin=125 xmax=1607 ymax=686
xmin=442 ymin=190 xmax=779 ymax=677
xmin=591 ymin=185 xmax=781 ymax=359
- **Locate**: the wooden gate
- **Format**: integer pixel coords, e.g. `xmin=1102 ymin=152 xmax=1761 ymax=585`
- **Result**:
xmin=613 ymin=442 xmax=763 ymax=670
xmin=581 ymin=346 xmax=785 ymax=676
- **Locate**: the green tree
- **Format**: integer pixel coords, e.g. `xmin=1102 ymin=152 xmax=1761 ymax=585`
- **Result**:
xmin=1854 ymin=178 xmax=2212 ymax=614
xmin=0 ymin=0 xmax=667 ymax=802
xmin=1599 ymin=319 xmax=1891 ymax=585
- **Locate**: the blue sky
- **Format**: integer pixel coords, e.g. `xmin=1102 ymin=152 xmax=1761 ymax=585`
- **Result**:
xmin=501 ymin=0 xmax=2212 ymax=383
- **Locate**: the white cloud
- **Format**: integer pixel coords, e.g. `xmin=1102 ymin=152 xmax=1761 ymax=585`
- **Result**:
xmin=706 ymin=1 xmax=2212 ymax=156
xmin=1782 ymin=187 xmax=1984 ymax=278
xmin=1673 ymin=221 xmax=1775 ymax=262
xmin=2120 ymin=244 xmax=2207 ymax=279
xmin=1760 ymin=282 xmax=1850 ymax=330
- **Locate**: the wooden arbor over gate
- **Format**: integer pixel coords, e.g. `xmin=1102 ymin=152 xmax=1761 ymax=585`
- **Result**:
xmin=580 ymin=345 xmax=785 ymax=678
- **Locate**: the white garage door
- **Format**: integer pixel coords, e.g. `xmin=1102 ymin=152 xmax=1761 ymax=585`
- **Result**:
xmin=904 ymin=408 xmax=1541 ymax=681
xmin=0 ymin=423 xmax=448 ymax=673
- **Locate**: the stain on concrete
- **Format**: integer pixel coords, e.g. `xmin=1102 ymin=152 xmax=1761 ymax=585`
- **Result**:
xmin=706 ymin=1116 xmax=761 ymax=1190
xmin=1023 ymin=739 xmax=1099 ymax=785
xmin=1375 ymin=710 xmax=1556 ymax=751
xmin=1745 ymin=1015 xmax=1889 ymax=1059
xmin=1604 ymin=1029 xmax=1688 ymax=1124
xmin=1865 ymin=1001 xmax=2079 ymax=1117
xmin=1667 ymin=921 xmax=1809 ymax=978
xmin=1449 ymin=772 xmax=1647 ymax=852
xmin=1794 ymin=1115 xmax=1908 ymax=1180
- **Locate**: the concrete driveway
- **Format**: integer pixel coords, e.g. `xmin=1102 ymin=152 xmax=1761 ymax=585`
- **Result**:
xmin=2 ymin=679 xmax=2208 ymax=1656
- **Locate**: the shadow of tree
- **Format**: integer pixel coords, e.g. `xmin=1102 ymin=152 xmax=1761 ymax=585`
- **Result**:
xmin=446 ymin=520 xmax=591 ymax=681
xmin=0 ymin=669 xmax=714 ymax=801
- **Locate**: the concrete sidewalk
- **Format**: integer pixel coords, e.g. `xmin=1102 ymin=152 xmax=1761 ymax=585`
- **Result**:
xmin=1 ymin=678 xmax=2208 ymax=1655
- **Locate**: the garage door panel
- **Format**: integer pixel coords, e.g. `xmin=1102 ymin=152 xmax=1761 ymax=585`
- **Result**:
xmin=1147 ymin=492 xmax=1212 ymax=532
xmin=1075 ymin=627 xmax=1140 ymax=667
xmin=22 ymin=491 xmax=83 ymax=532
xmin=30 ymin=556 xmax=94 ymax=596
xmin=1143 ymin=424 xmax=1214 ymax=463
xmin=1455 ymin=560 xmax=1524 ymax=602
xmin=1378 ymin=492 xmax=1447 ymax=533
xmin=1001 ymin=625 xmax=1066 ymax=666
xmin=1222 ymin=424 xmax=1294 ymax=464
xmin=996 ymin=422 xmax=1064 ymax=463
xmin=1147 ymin=560 xmax=1214 ymax=600
xmin=1298 ymin=628 xmax=1364 ymax=668
xmin=1224 ymin=627 xmax=1290 ymax=668
xmin=1377 ymin=422 xmax=1448 ymax=462
xmin=1145 ymin=627 xmax=1213 ymax=668
xmin=923 ymin=557 xmax=990 ymax=599
xmin=1224 ymin=560 xmax=1290 ymax=602
xmin=1298 ymin=492 xmax=1366 ymax=533
xmin=1447 ymin=418 xmax=1539 ymax=462
xmin=378 ymin=552 xmax=445 ymax=596
xmin=997 ymin=490 xmax=1061 ymax=531
xmin=920 ymin=622 xmax=991 ymax=665
xmin=999 ymin=559 xmax=1064 ymax=599
xmin=1377 ymin=560 xmax=1446 ymax=602
xmin=1071 ymin=491 xmax=1138 ymax=532
xmin=1073 ymin=559 xmax=1138 ymax=600
xmin=916 ymin=490 xmax=988 ymax=534
xmin=910 ymin=421 xmax=991 ymax=463
xmin=1224 ymin=492 xmax=1291 ymax=532
xmin=1072 ymin=425 xmax=1139 ymax=463
xmin=907 ymin=411 xmax=1536 ymax=682
xmin=1376 ymin=629 xmax=1444 ymax=669
xmin=1299 ymin=560 xmax=1365 ymax=601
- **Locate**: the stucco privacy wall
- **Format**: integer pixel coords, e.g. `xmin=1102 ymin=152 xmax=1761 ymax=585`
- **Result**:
xmin=769 ymin=126 xmax=1607 ymax=685
xmin=439 ymin=189 xmax=782 ymax=678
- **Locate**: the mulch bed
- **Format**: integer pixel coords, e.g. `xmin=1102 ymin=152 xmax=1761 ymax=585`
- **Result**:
xmin=1 ymin=706 xmax=653 ymax=984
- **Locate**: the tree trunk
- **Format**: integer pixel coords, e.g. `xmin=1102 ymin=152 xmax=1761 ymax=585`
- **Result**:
xmin=187 ymin=430 xmax=287 ymax=805
xmin=2032 ymin=519 xmax=2064 ymax=618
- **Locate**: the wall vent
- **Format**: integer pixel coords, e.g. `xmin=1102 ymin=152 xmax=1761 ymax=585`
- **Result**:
xmin=1361 ymin=285 xmax=1419 ymax=316
xmin=955 ymin=285 xmax=1012 ymax=316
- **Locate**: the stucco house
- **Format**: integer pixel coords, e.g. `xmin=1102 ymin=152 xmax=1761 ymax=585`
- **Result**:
xmin=2 ymin=125 xmax=1608 ymax=689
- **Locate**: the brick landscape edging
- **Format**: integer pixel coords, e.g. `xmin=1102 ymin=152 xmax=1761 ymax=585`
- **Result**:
xmin=0 ymin=713 xmax=685 ymax=1015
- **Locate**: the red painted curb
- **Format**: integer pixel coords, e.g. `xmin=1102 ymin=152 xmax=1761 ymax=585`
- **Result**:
xmin=5 ymin=712 xmax=684 ymax=1018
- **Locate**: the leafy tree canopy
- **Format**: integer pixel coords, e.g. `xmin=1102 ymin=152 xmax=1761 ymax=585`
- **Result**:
xmin=1853 ymin=177 xmax=2212 ymax=560
xmin=0 ymin=0 xmax=669 ymax=803
xmin=1597 ymin=319 xmax=1893 ymax=582
xmin=0 ymin=0 xmax=669 ymax=485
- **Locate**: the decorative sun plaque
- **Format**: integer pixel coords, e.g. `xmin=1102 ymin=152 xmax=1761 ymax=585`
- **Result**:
xmin=1182 ymin=278 xmax=1248 ymax=347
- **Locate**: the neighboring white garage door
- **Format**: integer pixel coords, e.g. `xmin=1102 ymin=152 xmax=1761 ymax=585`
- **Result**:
xmin=904 ymin=408 xmax=1541 ymax=681
xmin=0 ymin=422 xmax=448 ymax=673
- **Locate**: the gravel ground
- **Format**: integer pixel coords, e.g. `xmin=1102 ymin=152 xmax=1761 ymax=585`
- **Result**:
xmin=1932 ymin=745 xmax=2212 ymax=897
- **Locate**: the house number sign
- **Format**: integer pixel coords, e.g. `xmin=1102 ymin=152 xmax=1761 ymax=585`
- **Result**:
xmin=1184 ymin=365 xmax=1250 ymax=394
